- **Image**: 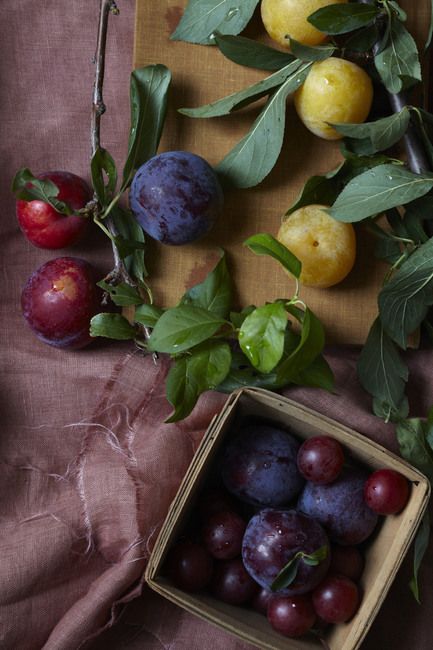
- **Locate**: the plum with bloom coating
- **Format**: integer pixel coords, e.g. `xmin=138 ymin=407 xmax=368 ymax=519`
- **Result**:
xmin=129 ymin=151 xmax=223 ymax=245
xmin=221 ymin=423 xmax=304 ymax=507
xmin=242 ymin=509 xmax=330 ymax=595
xmin=298 ymin=467 xmax=378 ymax=545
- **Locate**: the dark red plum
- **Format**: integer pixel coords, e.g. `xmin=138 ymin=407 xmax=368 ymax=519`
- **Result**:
xmin=364 ymin=468 xmax=410 ymax=515
xmin=242 ymin=509 xmax=330 ymax=595
xmin=16 ymin=171 xmax=91 ymax=249
xmin=312 ymin=574 xmax=360 ymax=624
xmin=297 ymin=468 xmax=378 ymax=545
xmin=297 ymin=435 xmax=344 ymax=484
xmin=166 ymin=540 xmax=213 ymax=592
xmin=129 ymin=151 xmax=223 ymax=245
xmin=202 ymin=510 xmax=246 ymax=560
xmin=268 ymin=594 xmax=316 ymax=637
xmin=221 ymin=424 xmax=305 ymax=507
xmin=211 ymin=558 xmax=259 ymax=605
xmin=21 ymin=257 xmax=101 ymax=349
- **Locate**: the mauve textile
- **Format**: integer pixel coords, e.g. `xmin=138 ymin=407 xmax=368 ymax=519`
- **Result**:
xmin=1 ymin=2 xmax=432 ymax=650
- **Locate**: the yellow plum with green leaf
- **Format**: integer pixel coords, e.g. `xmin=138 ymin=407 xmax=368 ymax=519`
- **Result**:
xmin=294 ymin=58 xmax=374 ymax=140
xmin=277 ymin=204 xmax=356 ymax=288
xmin=261 ymin=0 xmax=348 ymax=48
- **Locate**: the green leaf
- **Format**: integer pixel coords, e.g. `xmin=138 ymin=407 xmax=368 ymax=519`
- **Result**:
xmin=301 ymin=545 xmax=328 ymax=566
xmin=120 ymin=65 xmax=171 ymax=191
xmin=289 ymin=39 xmax=336 ymax=62
xmin=270 ymin=556 xmax=300 ymax=592
xmin=286 ymin=163 xmax=345 ymax=215
xmin=396 ymin=418 xmax=433 ymax=482
xmin=373 ymin=394 xmax=409 ymax=422
xmin=409 ymin=512 xmax=430 ymax=603
xmin=180 ymin=252 xmax=232 ymax=318
xmin=216 ymin=62 xmax=312 ymax=188
xmin=112 ymin=235 xmax=146 ymax=260
xmin=217 ymin=349 xmax=287 ymax=393
xmin=111 ymin=206 xmax=147 ymax=282
xmin=90 ymin=147 xmax=117 ymax=207
xmin=179 ymin=59 xmax=303 ymax=118
xmin=386 ymin=206 xmax=411 ymax=239
xmin=271 ymin=546 xmax=328 ymax=592
xmin=171 ymin=0 xmax=259 ymax=45
xmin=215 ymin=33 xmax=295 ymax=70
xmin=287 ymin=154 xmax=393 ymax=216
xmin=374 ymin=18 xmax=422 ymax=94
xmin=165 ymin=357 xmax=197 ymax=423
xmin=134 ymin=304 xmax=164 ymax=328
xmin=12 ymin=168 xmax=73 ymax=215
xmin=357 ymin=318 xmax=409 ymax=422
xmin=239 ymin=303 xmax=287 ymax=373
xmin=276 ymin=308 xmax=325 ymax=383
xmin=403 ymin=198 xmax=432 ymax=244
xmin=412 ymin=108 xmax=433 ymax=170
xmin=165 ymin=341 xmax=231 ymax=422
xmin=230 ymin=305 xmax=256 ymax=329
xmin=97 ymin=281 xmax=143 ymax=307
xmin=147 ymin=305 xmax=227 ymax=354
xmin=379 ymin=237 xmax=433 ymax=348
xmin=344 ymin=23 xmax=380 ymax=52
xmin=426 ymin=0 xmax=433 ymax=50
xmin=307 ymin=3 xmax=380 ymax=35
xmin=292 ymin=354 xmax=335 ymax=392
xmin=387 ymin=1 xmax=407 ymax=22
xmin=329 ymin=164 xmax=433 ymax=223
xmin=244 ymin=233 xmax=302 ymax=278
xmin=373 ymin=232 xmax=403 ymax=264
xmin=89 ymin=313 xmax=136 ymax=340
xmin=332 ymin=107 xmax=411 ymax=153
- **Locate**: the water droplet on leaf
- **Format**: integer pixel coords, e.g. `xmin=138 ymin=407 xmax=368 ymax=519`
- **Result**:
xmin=225 ymin=7 xmax=239 ymax=21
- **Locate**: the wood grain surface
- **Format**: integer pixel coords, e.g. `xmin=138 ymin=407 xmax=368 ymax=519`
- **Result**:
xmin=133 ymin=1 xmax=430 ymax=344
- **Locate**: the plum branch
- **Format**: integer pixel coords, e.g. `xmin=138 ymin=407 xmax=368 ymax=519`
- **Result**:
xmin=91 ymin=0 xmax=133 ymax=287
xmin=91 ymin=0 xmax=119 ymax=154
xmin=359 ymin=0 xmax=430 ymax=176
xmin=90 ymin=0 xmax=156 ymax=353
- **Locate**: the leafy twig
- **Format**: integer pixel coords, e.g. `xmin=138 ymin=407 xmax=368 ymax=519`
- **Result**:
xmin=359 ymin=0 xmax=430 ymax=176
xmin=91 ymin=0 xmax=157 ymax=354
xmin=92 ymin=0 xmax=133 ymax=286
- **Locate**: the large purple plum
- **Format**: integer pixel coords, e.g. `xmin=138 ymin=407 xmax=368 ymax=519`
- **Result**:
xmin=221 ymin=423 xmax=304 ymax=507
xmin=242 ymin=509 xmax=330 ymax=595
xmin=297 ymin=467 xmax=378 ymax=545
xmin=129 ymin=151 xmax=223 ymax=245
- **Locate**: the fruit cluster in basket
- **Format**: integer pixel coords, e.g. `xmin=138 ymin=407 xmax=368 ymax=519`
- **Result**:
xmin=164 ymin=420 xmax=410 ymax=640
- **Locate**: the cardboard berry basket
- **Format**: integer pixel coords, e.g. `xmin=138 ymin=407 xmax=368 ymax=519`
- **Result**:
xmin=145 ymin=388 xmax=430 ymax=650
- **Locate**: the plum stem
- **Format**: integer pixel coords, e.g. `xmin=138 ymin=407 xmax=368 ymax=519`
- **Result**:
xmin=91 ymin=0 xmax=118 ymax=155
xmin=91 ymin=0 xmax=156 ymax=356
xmin=91 ymin=0 xmax=128 ymax=284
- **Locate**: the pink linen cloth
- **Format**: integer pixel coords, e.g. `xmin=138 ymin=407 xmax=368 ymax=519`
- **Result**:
xmin=1 ymin=2 xmax=432 ymax=649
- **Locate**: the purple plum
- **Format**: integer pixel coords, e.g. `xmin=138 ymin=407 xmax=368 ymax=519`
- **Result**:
xmin=129 ymin=151 xmax=223 ymax=245
xmin=242 ymin=509 xmax=330 ymax=595
xmin=221 ymin=423 xmax=305 ymax=507
xmin=297 ymin=467 xmax=378 ymax=545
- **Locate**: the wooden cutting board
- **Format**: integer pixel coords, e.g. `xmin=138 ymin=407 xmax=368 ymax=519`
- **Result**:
xmin=133 ymin=1 xmax=430 ymax=344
